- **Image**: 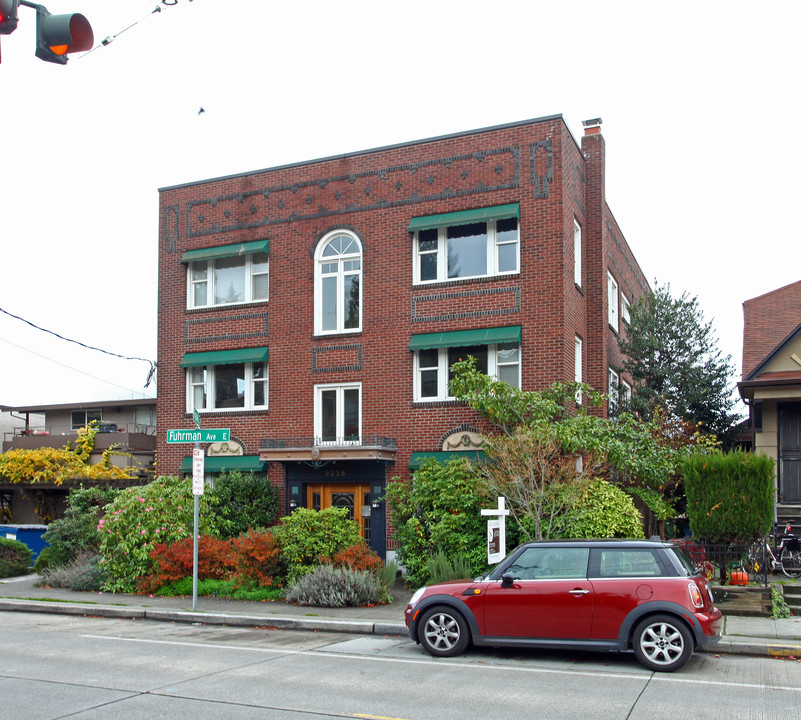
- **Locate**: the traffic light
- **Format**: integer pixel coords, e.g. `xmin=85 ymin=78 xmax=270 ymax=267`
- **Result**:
xmin=34 ymin=4 xmax=93 ymax=64
xmin=0 ymin=0 xmax=19 ymax=35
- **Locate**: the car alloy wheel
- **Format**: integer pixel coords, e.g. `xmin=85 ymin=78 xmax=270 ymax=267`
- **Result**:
xmin=418 ymin=606 xmax=470 ymax=657
xmin=632 ymin=614 xmax=693 ymax=672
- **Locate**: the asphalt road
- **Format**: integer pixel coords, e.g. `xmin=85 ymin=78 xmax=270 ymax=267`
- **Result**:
xmin=2 ymin=611 xmax=801 ymax=720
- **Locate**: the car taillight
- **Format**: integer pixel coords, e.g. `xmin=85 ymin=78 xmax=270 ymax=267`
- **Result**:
xmin=688 ymin=582 xmax=704 ymax=609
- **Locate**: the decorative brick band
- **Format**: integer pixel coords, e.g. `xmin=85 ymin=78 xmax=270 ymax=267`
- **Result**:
xmin=529 ymin=140 xmax=554 ymax=199
xmin=185 ymin=311 xmax=269 ymax=344
xmin=312 ymin=343 xmax=363 ymax=373
xmin=411 ymin=286 xmax=521 ymax=323
xmin=184 ymin=147 xmax=521 ymax=238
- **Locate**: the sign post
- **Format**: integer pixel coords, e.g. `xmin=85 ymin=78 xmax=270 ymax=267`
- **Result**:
xmin=164 ymin=415 xmax=230 ymax=611
xmin=481 ymin=497 xmax=510 ymax=564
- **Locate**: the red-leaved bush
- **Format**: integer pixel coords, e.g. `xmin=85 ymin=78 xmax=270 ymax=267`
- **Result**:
xmin=137 ymin=535 xmax=236 ymax=594
xmin=330 ymin=543 xmax=383 ymax=576
xmin=231 ymin=529 xmax=286 ymax=587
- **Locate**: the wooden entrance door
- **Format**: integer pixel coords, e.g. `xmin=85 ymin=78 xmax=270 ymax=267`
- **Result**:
xmin=307 ymin=483 xmax=371 ymax=540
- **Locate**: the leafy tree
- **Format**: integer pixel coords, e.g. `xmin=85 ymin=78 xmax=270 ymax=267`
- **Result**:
xmin=448 ymin=358 xmax=681 ymax=539
xmin=617 ymin=283 xmax=742 ymax=447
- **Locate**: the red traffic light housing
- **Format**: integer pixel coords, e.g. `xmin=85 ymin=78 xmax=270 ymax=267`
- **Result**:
xmin=34 ymin=4 xmax=92 ymax=64
xmin=0 ymin=0 xmax=19 ymax=34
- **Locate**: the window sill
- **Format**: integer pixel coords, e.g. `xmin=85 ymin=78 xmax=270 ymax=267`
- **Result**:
xmin=186 ymin=300 xmax=268 ymax=313
xmin=413 ymin=272 xmax=520 ymax=289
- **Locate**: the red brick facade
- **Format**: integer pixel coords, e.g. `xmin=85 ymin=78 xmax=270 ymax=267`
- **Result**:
xmin=157 ymin=115 xmax=648 ymax=558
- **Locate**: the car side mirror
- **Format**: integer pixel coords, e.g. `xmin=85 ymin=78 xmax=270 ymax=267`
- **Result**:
xmin=501 ymin=572 xmax=514 ymax=588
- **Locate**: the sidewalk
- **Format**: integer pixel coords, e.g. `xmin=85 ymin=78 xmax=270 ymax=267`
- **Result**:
xmin=2 ymin=574 xmax=800 ymax=660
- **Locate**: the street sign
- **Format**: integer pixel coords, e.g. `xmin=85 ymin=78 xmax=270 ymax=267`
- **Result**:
xmin=166 ymin=428 xmax=230 ymax=443
xmin=192 ymin=408 xmax=201 ymax=429
xmin=192 ymin=448 xmax=205 ymax=495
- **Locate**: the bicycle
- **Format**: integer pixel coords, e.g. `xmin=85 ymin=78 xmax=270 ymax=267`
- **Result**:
xmin=744 ymin=522 xmax=801 ymax=582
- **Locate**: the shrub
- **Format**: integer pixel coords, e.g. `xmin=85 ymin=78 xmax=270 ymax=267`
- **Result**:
xmin=555 ymin=479 xmax=645 ymax=539
xmin=230 ymin=529 xmax=286 ymax=587
xmin=331 ymin=543 xmax=383 ymax=576
xmin=34 ymin=485 xmax=119 ymax=572
xmin=155 ymin=577 xmax=284 ymax=602
xmin=39 ymin=551 xmax=106 ymax=591
xmin=386 ymin=457 xmax=490 ymax=587
xmin=211 ymin=471 xmax=279 ymax=539
xmin=137 ymin=535 xmax=236 ymax=594
xmin=99 ymin=475 xmax=224 ymax=592
xmin=284 ymin=564 xmax=385 ymax=607
xmin=273 ymin=507 xmax=363 ymax=582
xmin=425 ymin=550 xmax=475 ymax=584
xmin=0 ymin=537 xmax=32 ymax=577
xmin=683 ymin=450 xmax=775 ymax=544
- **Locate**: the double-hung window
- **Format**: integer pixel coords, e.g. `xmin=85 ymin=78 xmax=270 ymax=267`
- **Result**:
xmin=315 ymin=230 xmax=362 ymax=335
xmin=182 ymin=240 xmax=269 ymax=309
xmin=181 ymin=348 xmax=269 ymax=412
xmin=410 ymin=203 xmax=520 ymax=284
xmin=410 ymin=326 xmax=521 ymax=402
xmin=608 ymin=368 xmax=620 ymax=414
xmin=315 ymin=383 xmax=361 ymax=444
xmin=607 ymin=271 xmax=619 ymax=330
xmin=573 ymin=219 xmax=582 ymax=287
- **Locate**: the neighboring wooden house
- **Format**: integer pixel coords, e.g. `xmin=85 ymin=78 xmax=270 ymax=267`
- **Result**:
xmin=738 ymin=280 xmax=801 ymax=525
xmin=0 ymin=399 xmax=156 ymax=523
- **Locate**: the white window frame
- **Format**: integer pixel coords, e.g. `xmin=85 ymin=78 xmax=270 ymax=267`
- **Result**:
xmin=621 ymin=293 xmax=631 ymax=324
xmin=413 ymin=215 xmax=519 ymax=284
xmin=607 ymin=271 xmax=619 ymax=331
xmin=608 ymin=368 xmax=619 ymax=414
xmin=413 ymin=343 xmax=520 ymax=402
xmin=621 ymin=378 xmax=632 ymax=405
xmin=186 ymin=362 xmax=269 ymax=413
xmin=314 ymin=230 xmax=363 ymax=336
xmin=187 ymin=252 xmax=269 ymax=309
xmin=314 ymin=382 xmax=362 ymax=444
xmin=574 ymin=336 xmax=583 ymax=404
xmin=573 ymin=219 xmax=582 ymax=287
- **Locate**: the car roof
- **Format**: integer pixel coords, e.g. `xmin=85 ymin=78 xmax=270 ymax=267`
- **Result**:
xmin=514 ymin=538 xmax=672 ymax=550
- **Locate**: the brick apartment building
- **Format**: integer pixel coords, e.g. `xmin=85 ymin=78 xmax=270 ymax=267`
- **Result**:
xmin=157 ymin=115 xmax=648 ymax=560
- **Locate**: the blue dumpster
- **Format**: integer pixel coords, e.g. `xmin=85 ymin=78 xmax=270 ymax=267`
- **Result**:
xmin=0 ymin=524 xmax=49 ymax=562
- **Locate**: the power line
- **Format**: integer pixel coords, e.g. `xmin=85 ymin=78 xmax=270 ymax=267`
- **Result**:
xmin=0 ymin=306 xmax=157 ymax=388
xmin=81 ymin=1 xmax=195 ymax=58
xmin=0 ymin=336 xmax=155 ymax=397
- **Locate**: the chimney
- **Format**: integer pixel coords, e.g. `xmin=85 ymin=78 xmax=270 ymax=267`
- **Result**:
xmin=582 ymin=117 xmax=603 ymax=136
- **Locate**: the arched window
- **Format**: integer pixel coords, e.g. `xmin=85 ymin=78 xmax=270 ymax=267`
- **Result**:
xmin=315 ymin=230 xmax=362 ymax=334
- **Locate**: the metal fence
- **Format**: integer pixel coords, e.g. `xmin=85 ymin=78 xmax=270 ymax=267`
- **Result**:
xmin=671 ymin=539 xmax=766 ymax=586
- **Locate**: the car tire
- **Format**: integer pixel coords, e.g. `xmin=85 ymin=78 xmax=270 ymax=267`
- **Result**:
xmin=632 ymin=614 xmax=694 ymax=672
xmin=418 ymin=605 xmax=471 ymax=657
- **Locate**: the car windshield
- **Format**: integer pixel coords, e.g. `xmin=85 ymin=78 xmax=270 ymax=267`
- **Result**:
xmin=668 ymin=546 xmax=698 ymax=577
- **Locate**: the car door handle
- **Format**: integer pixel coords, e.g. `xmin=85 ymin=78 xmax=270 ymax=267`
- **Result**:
xmin=569 ymin=589 xmax=590 ymax=596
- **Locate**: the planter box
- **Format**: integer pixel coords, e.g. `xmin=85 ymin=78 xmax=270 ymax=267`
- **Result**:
xmin=712 ymin=585 xmax=771 ymax=617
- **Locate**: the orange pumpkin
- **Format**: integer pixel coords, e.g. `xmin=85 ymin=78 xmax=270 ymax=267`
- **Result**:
xmin=729 ymin=570 xmax=749 ymax=586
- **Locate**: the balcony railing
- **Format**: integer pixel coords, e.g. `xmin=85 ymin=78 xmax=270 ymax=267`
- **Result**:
xmin=259 ymin=434 xmax=397 ymax=463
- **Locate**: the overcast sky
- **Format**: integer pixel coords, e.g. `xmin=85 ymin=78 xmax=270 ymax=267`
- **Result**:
xmin=1 ymin=0 xmax=798 ymax=410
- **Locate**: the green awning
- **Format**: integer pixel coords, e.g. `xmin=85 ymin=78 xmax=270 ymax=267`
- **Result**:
xmin=180 ymin=239 xmax=269 ymax=264
xmin=179 ymin=455 xmax=266 ymax=473
xmin=409 ymin=451 xmax=484 ymax=469
xmin=408 ymin=326 xmax=521 ymax=351
xmin=408 ymin=203 xmax=519 ymax=232
xmin=179 ymin=346 xmax=269 ymax=368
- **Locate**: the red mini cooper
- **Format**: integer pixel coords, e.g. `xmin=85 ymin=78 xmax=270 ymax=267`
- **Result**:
xmin=405 ymin=539 xmax=722 ymax=672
